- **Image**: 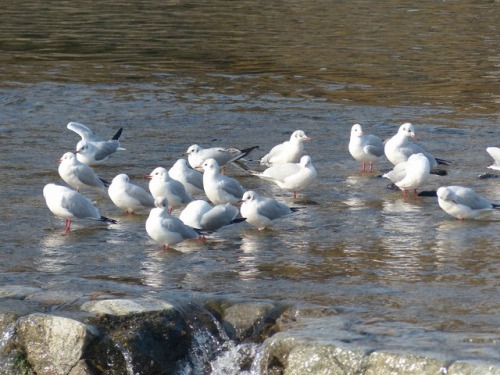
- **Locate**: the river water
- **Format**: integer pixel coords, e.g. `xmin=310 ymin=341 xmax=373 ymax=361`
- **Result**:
xmin=1 ymin=0 xmax=499 ymax=368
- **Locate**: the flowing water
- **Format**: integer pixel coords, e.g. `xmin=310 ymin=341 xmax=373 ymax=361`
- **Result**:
xmin=1 ymin=0 xmax=500 ymax=370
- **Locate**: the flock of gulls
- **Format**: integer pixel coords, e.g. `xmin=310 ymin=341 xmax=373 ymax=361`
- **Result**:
xmin=43 ymin=121 xmax=500 ymax=250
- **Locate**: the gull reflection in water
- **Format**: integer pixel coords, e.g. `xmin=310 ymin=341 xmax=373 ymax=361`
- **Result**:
xmin=378 ymin=199 xmax=428 ymax=280
xmin=238 ymin=231 xmax=271 ymax=281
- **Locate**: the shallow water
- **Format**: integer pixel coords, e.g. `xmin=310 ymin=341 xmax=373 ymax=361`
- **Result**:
xmin=1 ymin=0 xmax=499 ymax=365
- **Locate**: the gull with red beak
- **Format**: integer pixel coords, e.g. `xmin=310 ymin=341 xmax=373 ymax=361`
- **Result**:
xmin=348 ymin=124 xmax=385 ymax=172
xmin=384 ymin=122 xmax=449 ymax=169
xmin=57 ymin=152 xmax=109 ymax=192
xmin=146 ymin=167 xmax=193 ymax=213
xmin=260 ymin=130 xmax=311 ymax=166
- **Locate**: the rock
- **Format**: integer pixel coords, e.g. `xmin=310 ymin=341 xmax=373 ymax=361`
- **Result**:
xmin=81 ymin=298 xmax=175 ymax=315
xmin=222 ymin=301 xmax=276 ymax=342
xmin=85 ymin=302 xmax=191 ymax=374
xmin=15 ymin=313 xmax=98 ymax=375
xmin=363 ymin=350 xmax=448 ymax=375
xmin=261 ymin=332 xmax=369 ymax=374
xmin=447 ymin=360 xmax=500 ymax=374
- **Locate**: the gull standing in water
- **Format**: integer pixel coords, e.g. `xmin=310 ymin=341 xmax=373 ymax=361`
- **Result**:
xmin=108 ymin=174 xmax=155 ymax=214
xmin=146 ymin=196 xmax=202 ymax=250
xmin=486 ymin=147 xmax=500 ymax=171
xmin=68 ymin=122 xmax=125 ymax=166
xmin=202 ymin=158 xmax=245 ymax=205
xmin=183 ymin=144 xmax=258 ymax=170
xmin=383 ymin=153 xmax=431 ymax=197
xmin=384 ymin=122 xmax=450 ymax=169
xmin=179 ymin=200 xmax=244 ymax=231
xmin=168 ymin=159 xmax=205 ymax=196
xmin=146 ymin=167 xmax=193 ymax=213
xmin=252 ymin=155 xmax=317 ymax=198
xmin=437 ymin=186 xmax=500 ymax=220
xmin=348 ymin=124 xmax=385 ymax=172
xmin=240 ymin=191 xmax=298 ymax=230
xmin=43 ymin=183 xmax=116 ymax=233
xmin=260 ymin=130 xmax=311 ymax=166
xmin=57 ymin=152 xmax=109 ymax=192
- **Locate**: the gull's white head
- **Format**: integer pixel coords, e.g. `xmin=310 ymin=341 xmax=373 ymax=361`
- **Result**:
xmin=202 ymin=158 xmax=219 ymax=173
xmin=241 ymin=190 xmax=258 ymax=203
xmin=59 ymin=152 xmax=77 ymax=163
xmin=437 ymin=186 xmax=454 ymax=202
xmin=299 ymin=155 xmax=313 ymax=167
xmin=398 ymin=122 xmax=415 ymax=139
xmin=185 ymin=144 xmax=201 ymax=155
xmin=291 ymin=130 xmax=311 ymax=143
xmin=351 ymin=124 xmax=363 ymax=137
xmin=154 ymin=196 xmax=169 ymax=209
xmin=147 ymin=167 xmax=168 ymax=181
xmin=112 ymin=173 xmax=130 ymax=184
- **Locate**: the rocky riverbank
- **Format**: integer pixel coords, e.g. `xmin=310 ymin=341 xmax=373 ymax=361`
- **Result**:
xmin=1 ymin=286 xmax=499 ymax=374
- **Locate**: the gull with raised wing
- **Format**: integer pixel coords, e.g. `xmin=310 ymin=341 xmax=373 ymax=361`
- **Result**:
xmin=146 ymin=167 xmax=193 ymax=213
xmin=146 ymin=196 xmax=202 ymax=250
xmin=68 ymin=121 xmax=125 ymax=166
xmin=384 ymin=122 xmax=450 ymax=169
xmin=348 ymin=124 xmax=385 ymax=172
xmin=486 ymin=147 xmax=500 ymax=171
xmin=240 ymin=190 xmax=298 ymax=230
xmin=184 ymin=144 xmax=258 ymax=170
xmin=43 ymin=183 xmax=116 ymax=233
xmin=383 ymin=153 xmax=430 ymax=197
xmin=108 ymin=174 xmax=155 ymax=214
xmin=252 ymin=155 xmax=317 ymax=198
xmin=437 ymin=186 xmax=500 ymax=220
xmin=202 ymin=158 xmax=245 ymax=205
xmin=260 ymin=130 xmax=311 ymax=166
xmin=168 ymin=159 xmax=205 ymax=196
xmin=58 ymin=152 xmax=109 ymax=192
xmin=180 ymin=200 xmax=245 ymax=231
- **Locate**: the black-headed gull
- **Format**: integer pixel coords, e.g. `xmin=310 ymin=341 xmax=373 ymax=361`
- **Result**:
xmin=348 ymin=124 xmax=385 ymax=172
xmin=146 ymin=167 xmax=193 ymax=213
xmin=252 ymin=155 xmax=317 ymax=198
xmin=68 ymin=122 xmax=125 ymax=166
xmin=145 ymin=196 xmax=202 ymax=250
xmin=43 ymin=183 xmax=116 ymax=233
xmin=437 ymin=186 xmax=500 ymax=220
xmin=384 ymin=123 xmax=450 ymax=169
xmin=202 ymin=158 xmax=245 ymax=205
xmin=486 ymin=147 xmax=500 ymax=171
xmin=108 ymin=174 xmax=155 ymax=214
xmin=240 ymin=190 xmax=298 ymax=230
xmin=183 ymin=144 xmax=258 ymax=170
xmin=179 ymin=200 xmax=245 ymax=231
xmin=260 ymin=130 xmax=311 ymax=166
xmin=168 ymin=159 xmax=205 ymax=196
xmin=57 ymin=152 xmax=109 ymax=192
xmin=383 ymin=153 xmax=431 ymax=197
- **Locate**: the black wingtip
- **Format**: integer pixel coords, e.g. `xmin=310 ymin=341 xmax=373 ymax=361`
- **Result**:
xmin=101 ymin=216 xmax=117 ymax=224
xmin=99 ymin=178 xmax=110 ymax=187
xmin=112 ymin=127 xmax=123 ymax=141
xmin=436 ymin=158 xmax=451 ymax=166
xmin=417 ymin=190 xmax=438 ymax=197
xmin=492 ymin=204 xmax=500 ymax=210
xmin=240 ymin=145 xmax=259 ymax=157
xmin=230 ymin=217 xmax=247 ymax=225
xmin=430 ymin=169 xmax=448 ymax=176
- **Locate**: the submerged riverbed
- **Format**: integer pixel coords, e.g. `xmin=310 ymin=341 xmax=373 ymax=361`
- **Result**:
xmin=1 ymin=0 xmax=499 ymax=368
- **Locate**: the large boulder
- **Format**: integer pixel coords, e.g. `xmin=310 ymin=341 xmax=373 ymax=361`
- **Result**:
xmin=14 ymin=313 xmax=98 ymax=375
xmin=83 ymin=299 xmax=191 ymax=374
